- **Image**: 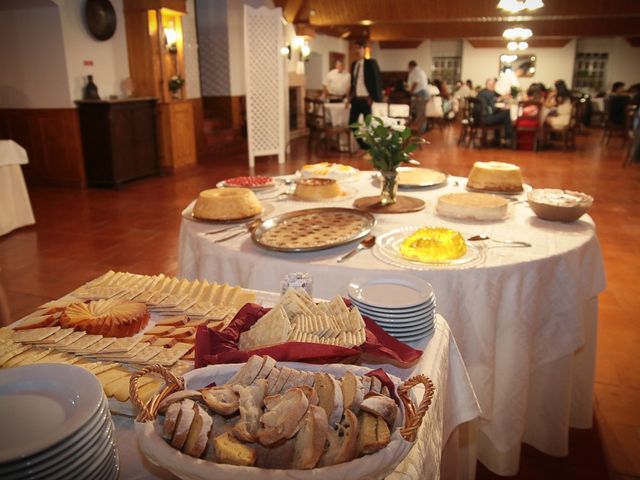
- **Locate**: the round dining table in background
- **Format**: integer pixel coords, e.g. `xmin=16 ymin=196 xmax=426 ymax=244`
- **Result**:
xmin=0 ymin=140 xmax=36 ymax=237
xmin=178 ymin=172 xmax=606 ymax=476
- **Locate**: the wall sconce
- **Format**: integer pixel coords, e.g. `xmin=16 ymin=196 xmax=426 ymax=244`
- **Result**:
xmin=497 ymin=0 xmax=543 ymax=13
xmin=164 ymin=24 xmax=178 ymax=54
xmin=280 ymin=44 xmax=291 ymax=60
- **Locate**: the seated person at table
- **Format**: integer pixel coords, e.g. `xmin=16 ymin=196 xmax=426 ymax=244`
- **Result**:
xmin=475 ymin=78 xmax=513 ymax=145
xmin=322 ymin=60 xmax=351 ymax=103
xmin=544 ymin=80 xmax=573 ymax=129
xmin=434 ymin=79 xmax=455 ymax=118
xmin=387 ymin=79 xmax=412 ymax=104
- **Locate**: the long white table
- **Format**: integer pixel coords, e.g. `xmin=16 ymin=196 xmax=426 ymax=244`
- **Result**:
xmin=179 ymin=173 xmax=606 ymax=476
xmin=0 ymin=140 xmax=35 ymax=236
xmin=111 ymin=290 xmax=480 ymax=480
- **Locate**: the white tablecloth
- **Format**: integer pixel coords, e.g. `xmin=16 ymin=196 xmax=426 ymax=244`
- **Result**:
xmin=0 ymin=140 xmax=35 ymax=236
xmin=112 ymin=289 xmax=481 ymax=480
xmin=179 ymin=173 xmax=606 ymax=476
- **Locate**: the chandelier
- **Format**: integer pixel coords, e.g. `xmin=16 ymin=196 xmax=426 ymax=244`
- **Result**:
xmin=503 ymin=27 xmax=533 ymax=40
xmin=497 ymin=0 xmax=544 ymax=13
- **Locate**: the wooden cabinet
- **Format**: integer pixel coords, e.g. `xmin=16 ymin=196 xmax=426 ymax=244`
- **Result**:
xmin=76 ymin=98 xmax=160 ymax=188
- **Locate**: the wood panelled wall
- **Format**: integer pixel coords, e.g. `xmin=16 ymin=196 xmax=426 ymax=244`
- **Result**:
xmin=201 ymin=96 xmax=245 ymax=131
xmin=0 ymin=109 xmax=85 ymax=187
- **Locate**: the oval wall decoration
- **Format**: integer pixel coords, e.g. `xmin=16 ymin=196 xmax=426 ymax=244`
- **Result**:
xmin=84 ymin=0 xmax=116 ymax=41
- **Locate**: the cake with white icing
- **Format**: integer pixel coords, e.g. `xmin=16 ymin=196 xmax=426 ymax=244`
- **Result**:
xmin=466 ymin=161 xmax=523 ymax=192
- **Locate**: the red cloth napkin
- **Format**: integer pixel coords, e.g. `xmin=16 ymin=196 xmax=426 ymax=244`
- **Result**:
xmin=195 ymin=303 xmax=422 ymax=369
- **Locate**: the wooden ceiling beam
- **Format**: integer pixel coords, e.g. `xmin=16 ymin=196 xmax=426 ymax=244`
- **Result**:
xmin=467 ymin=38 xmax=572 ymax=48
xmin=307 ymin=0 xmax=640 ymax=26
xmin=370 ymin=17 xmax=640 ymax=40
xmin=379 ymin=41 xmax=423 ymax=49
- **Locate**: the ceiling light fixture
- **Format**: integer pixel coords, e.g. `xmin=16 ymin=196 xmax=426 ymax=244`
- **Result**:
xmin=360 ymin=19 xmax=372 ymax=26
xmin=497 ymin=0 xmax=543 ymax=13
xmin=507 ymin=41 xmax=518 ymax=51
xmin=517 ymin=41 xmax=528 ymax=50
xmin=503 ymin=27 xmax=532 ymax=39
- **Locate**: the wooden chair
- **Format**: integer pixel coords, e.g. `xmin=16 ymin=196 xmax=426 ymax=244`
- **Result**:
xmin=543 ymin=100 xmax=579 ymax=151
xmin=457 ymin=97 xmax=474 ymax=145
xmin=465 ymin=97 xmax=501 ymax=148
xmin=304 ymin=97 xmax=354 ymax=156
xmin=602 ymin=95 xmax=631 ymax=146
xmin=514 ymin=100 xmax=542 ymax=151
xmin=622 ymin=105 xmax=639 ymax=167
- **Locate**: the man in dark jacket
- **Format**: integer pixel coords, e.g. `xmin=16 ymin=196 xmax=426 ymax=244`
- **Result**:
xmin=349 ymin=40 xmax=383 ymax=149
xmin=475 ymin=78 xmax=513 ymax=146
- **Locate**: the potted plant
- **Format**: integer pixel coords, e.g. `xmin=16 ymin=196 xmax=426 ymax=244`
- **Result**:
xmin=351 ymin=115 xmax=425 ymax=206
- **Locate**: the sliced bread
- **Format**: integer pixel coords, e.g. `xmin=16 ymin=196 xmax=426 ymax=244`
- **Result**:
xmin=201 ymin=384 xmax=239 ymax=416
xmin=171 ymin=399 xmax=196 ymax=450
xmin=257 ymin=387 xmax=309 ymax=446
xmin=232 ymin=379 xmax=267 ymax=442
xmin=213 ymin=432 xmax=257 ymax=466
xmin=291 ymin=404 xmax=329 ymax=469
xmin=318 ymin=409 xmax=359 ymax=467
xmin=314 ymin=372 xmax=344 ymax=427
xmin=227 ymin=355 xmax=266 ymax=386
xmin=183 ymin=402 xmax=213 ymax=458
xmin=162 ymin=402 xmax=181 ymax=440
xmin=341 ymin=370 xmax=364 ymax=413
xmin=360 ymin=393 xmax=398 ymax=428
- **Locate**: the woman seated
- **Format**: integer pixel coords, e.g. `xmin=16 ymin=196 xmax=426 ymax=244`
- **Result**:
xmin=544 ymin=80 xmax=573 ymax=130
xmin=434 ymin=79 xmax=456 ymax=118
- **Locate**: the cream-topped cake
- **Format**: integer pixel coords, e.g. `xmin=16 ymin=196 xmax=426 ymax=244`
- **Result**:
xmin=193 ymin=188 xmax=262 ymax=221
xmin=300 ymin=162 xmax=358 ymax=181
xmin=436 ymin=192 xmax=509 ymax=221
xmin=466 ymin=161 xmax=523 ymax=192
xmin=294 ymin=178 xmax=343 ymax=201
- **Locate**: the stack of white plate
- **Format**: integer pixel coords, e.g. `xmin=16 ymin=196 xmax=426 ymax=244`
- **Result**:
xmin=0 ymin=364 xmax=119 ymax=480
xmin=348 ymin=274 xmax=436 ymax=343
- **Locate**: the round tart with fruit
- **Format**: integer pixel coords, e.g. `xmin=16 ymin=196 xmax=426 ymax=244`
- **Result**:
xmin=219 ymin=176 xmax=275 ymax=190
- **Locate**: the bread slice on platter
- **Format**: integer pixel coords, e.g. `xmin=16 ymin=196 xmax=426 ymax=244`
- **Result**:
xmin=341 ymin=370 xmax=364 ymax=413
xmin=314 ymin=372 xmax=344 ymax=427
xmin=201 ymin=385 xmax=240 ymax=416
xmin=183 ymin=402 xmax=213 ymax=458
xmin=291 ymin=404 xmax=328 ymax=469
xmin=171 ymin=399 xmax=196 ymax=449
xmin=232 ymin=380 xmax=267 ymax=442
xmin=256 ymin=387 xmax=309 ymax=446
xmin=227 ymin=355 xmax=266 ymax=386
xmin=360 ymin=393 xmax=398 ymax=428
xmin=318 ymin=409 xmax=359 ymax=467
xmin=162 ymin=402 xmax=182 ymax=440
xmin=213 ymin=432 xmax=257 ymax=466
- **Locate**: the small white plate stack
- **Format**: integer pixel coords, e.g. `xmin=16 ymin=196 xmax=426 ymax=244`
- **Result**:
xmin=0 ymin=364 xmax=119 ymax=480
xmin=347 ymin=274 xmax=436 ymax=343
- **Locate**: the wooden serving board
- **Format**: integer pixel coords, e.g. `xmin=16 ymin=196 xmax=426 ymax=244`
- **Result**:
xmin=353 ymin=195 xmax=426 ymax=213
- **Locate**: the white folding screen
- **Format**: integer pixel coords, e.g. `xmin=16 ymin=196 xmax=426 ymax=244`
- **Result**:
xmin=244 ymin=6 xmax=285 ymax=167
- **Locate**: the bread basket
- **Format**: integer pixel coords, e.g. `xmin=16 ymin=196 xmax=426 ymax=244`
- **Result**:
xmin=131 ymin=362 xmax=434 ymax=480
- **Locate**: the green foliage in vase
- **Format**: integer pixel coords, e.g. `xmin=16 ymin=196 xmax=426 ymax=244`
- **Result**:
xmin=350 ymin=115 xmax=425 ymax=172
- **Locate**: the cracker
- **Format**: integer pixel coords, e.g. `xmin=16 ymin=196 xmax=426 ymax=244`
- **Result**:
xmin=7 ymin=348 xmax=52 ymax=367
xmin=145 ymin=343 xmax=193 ymax=366
xmin=53 ymin=331 xmax=87 ymax=347
xmin=128 ymin=345 xmax=164 ymax=363
xmin=34 ymin=328 xmax=75 ymax=345
xmin=12 ymin=327 xmax=61 ymax=343
xmin=76 ymin=337 xmax=117 ymax=354
xmin=0 ymin=345 xmax=30 ymax=366
xmin=98 ymin=336 xmax=142 ymax=354
xmin=238 ymin=305 xmax=290 ymax=351
xmin=58 ymin=334 xmax=103 ymax=352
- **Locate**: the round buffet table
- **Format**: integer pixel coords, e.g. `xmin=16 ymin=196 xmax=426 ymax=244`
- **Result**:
xmin=0 ymin=140 xmax=35 ymax=236
xmin=179 ymin=172 xmax=606 ymax=476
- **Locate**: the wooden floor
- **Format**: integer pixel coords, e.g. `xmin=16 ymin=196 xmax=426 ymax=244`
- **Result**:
xmin=2 ymin=125 xmax=639 ymax=479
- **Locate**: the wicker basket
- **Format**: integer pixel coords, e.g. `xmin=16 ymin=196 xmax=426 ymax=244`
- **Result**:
xmin=131 ymin=362 xmax=435 ymax=480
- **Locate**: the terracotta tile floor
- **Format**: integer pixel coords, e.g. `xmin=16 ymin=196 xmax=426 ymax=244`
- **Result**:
xmin=2 ymin=125 xmax=639 ymax=479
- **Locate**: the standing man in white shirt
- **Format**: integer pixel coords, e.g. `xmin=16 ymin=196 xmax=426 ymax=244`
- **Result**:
xmin=323 ymin=60 xmax=351 ymax=103
xmin=408 ymin=60 xmax=429 ymax=133
xmin=349 ymin=40 xmax=383 ymax=149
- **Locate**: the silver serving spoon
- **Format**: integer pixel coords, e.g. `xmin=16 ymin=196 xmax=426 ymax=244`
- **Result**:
xmin=467 ymin=235 xmax=532 ymax=247
xmin=213 ymin=219 xmax=262 ymax=243
xmin=337 ymin=235 xmax=376 ymax=263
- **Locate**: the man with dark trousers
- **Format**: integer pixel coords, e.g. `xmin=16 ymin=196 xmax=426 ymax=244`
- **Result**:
xmin=349 ymin=40 xmax=383 ymax=149
xmin=476 ymin=77 xmax=513 ymax=146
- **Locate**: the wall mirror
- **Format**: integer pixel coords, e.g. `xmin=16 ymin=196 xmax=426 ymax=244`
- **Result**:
xmin=499 ymin=54 xmax=536 ymax=77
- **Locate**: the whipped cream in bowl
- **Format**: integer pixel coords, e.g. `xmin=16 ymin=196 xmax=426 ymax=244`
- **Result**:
xmin=527 ymin=188 xmax=593 ymax=222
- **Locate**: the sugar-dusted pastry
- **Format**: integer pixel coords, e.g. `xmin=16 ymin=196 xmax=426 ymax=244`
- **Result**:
xmin=193 ymin=188 xmax=261 ymax=221
xmin=59 ymin=298 xmax=149 ymax=337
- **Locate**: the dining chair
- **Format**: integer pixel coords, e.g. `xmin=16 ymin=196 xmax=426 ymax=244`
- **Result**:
xmin=514 ymin=100 xmax=542 ymax=151
xmin=465 ymin=97 xmax=501 ymax=148
xmin=602 ymin=95 xmax=631 ymax=146
xmin=542 ymin=99 xmax=579 ymax=151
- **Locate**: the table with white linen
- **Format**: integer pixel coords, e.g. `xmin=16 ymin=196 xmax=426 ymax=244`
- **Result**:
xmin=179 ymin=173 xmax=606 ymax=476
xmin=111 ymin=289 xmax=481 ymax=480
xmin=0 ymin=140 xmax=35 ymax=236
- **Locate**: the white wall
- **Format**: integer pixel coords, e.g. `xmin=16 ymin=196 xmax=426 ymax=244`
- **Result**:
xmin=183 ymin=0 xmax=202 ymax=99
xmin=371 ymin=40 xmax=431 ymax=73
xmin=54 ymin=0 xmax=130 ymax=103
xmin=0 ymin=5 xmax=69 ymax=108
xmin=577 ymin=37 xmax=640 ymax=91
xmin=461 ymin=39 xmax=577 ymax=91
xmin=304 ymin=33 xmax=349 ymax=90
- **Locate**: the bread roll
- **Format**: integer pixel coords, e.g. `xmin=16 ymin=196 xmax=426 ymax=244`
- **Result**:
xmin=291 ymin=405 xmax=329 ymax=469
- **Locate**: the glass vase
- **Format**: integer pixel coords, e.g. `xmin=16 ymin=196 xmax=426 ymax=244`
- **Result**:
xmin=379 ymin=170 xmax=398 ymax=206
